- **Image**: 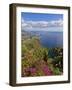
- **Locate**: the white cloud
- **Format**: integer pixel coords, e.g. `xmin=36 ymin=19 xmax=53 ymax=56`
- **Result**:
xmin=21 ymin=18 xmax=63 ymax=30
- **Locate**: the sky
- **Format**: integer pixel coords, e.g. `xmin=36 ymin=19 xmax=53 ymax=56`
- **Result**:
xmin=21 ymin=12 xmax=63 ymax=32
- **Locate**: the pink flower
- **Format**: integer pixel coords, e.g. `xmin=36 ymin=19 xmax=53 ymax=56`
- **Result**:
xmin=42 ymin=66 xmax=53 ymax=75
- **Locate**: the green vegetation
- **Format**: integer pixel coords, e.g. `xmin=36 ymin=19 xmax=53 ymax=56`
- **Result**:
xmin=21 ymin=36 xmax=63 ymax=77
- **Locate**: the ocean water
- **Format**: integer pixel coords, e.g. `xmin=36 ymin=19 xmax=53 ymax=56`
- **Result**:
xmin=30 ymin=31 xmax=63 ymax=48
xmin=40 ymin=32 xmax=63 ymax=48
xmin=23 ymin=27 xmax=63 ymax=48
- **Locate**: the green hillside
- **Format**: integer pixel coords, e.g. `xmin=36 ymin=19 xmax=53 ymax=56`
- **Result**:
xmin=21 ymin=36 xmax=63 ymax=77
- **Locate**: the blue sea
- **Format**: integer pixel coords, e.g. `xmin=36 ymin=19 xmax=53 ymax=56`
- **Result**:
xmin=23 ymin=27 xmax=63 ymax=48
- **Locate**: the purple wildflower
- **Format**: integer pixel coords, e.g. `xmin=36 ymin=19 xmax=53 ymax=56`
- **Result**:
xmin=29 ymin=67 xmax=36 ymax=73
xmin=23 ymin=67 xmax=36 ymax=76
xmin=42 ymin=66 xmax=53 ymax=75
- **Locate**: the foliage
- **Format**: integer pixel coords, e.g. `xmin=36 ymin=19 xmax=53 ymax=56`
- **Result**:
xmin=21 ymin=36 xmax=63 ymax=77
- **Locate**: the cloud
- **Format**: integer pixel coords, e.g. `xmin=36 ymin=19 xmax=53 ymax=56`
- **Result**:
xmin=21 ymin=18 xmax=63 ymax=30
